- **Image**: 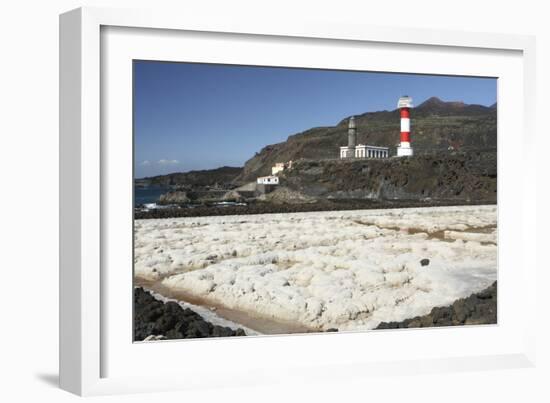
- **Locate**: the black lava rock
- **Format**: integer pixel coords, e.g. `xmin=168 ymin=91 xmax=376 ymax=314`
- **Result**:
xmin=134 ymin=287 xmax=247 ymax=341
xmin=375 ymin=281 xmax=497 ymax=330
xmin=136 ymin=199 xmax=495 ymax=220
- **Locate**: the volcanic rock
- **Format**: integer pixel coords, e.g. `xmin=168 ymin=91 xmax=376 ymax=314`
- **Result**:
xmin=134 ymin=287 xmax=247 ymax=341
xmin=375 ymin=281 xmax=497 ymax=330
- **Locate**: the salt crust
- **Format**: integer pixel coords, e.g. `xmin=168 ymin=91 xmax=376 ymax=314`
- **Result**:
xmin=135 ymin=206 xmax=497 ymax=331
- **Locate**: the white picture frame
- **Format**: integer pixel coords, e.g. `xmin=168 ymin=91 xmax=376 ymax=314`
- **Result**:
xmin=59 ymin=6 xmax=537 ymax=396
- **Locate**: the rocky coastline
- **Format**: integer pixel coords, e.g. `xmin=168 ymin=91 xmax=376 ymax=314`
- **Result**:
xmin=135 ymin=280 xmax=497 ymax=340
xmin=135 ymin=198 xmax=494 ymax=219
xmin=375 ymin=281 xmax=497 ymax=330
xmin=134 ymin=287 xmax=246 ymax=341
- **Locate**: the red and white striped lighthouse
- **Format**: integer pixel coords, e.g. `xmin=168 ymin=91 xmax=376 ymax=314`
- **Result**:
xmin=397 ymin=95 xmax=414 ymax=157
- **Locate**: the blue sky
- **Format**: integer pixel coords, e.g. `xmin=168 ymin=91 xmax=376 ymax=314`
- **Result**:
xmin=134 ymin=61 xmax=496 ymax=178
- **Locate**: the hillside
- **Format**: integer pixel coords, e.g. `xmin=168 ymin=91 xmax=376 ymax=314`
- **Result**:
xmin=279 ymin=151 xmax=497 ymax=203
xmin=136 ymin=166 xmax=242 ymax=188
xmin=234 ymin=97 xmax=496 ymax=183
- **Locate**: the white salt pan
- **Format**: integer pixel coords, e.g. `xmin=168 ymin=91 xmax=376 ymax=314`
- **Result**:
xmin=135 ymin=205 xmax=497 ymax=331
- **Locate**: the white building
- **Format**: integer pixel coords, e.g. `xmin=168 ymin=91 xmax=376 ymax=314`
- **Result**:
xmin=340 ymin=144 xmax=389 ymax=159
xmin=257 ymin=175 xmax=280 ymax=185
xmin=339 ymin=117 xmax=389 ymax=159
xmin=339 ymin=146 xmax=354 ymax=159
xmin=271 ymin=163 xmax=285 ymax=175
xmin=271 ymin=161 xmax=293 ymax=175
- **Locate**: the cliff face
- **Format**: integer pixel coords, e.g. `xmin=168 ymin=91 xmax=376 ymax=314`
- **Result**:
xmin=234 ymin=97 xmax=496 ymax=184
xmin=279 ymin=151 xmax=497 ymax=203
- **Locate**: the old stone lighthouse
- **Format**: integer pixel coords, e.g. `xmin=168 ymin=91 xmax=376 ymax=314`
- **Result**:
xmin=339 ymin=116 xmax=389 ymax=159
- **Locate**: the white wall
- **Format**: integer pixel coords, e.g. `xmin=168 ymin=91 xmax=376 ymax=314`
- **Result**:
xmin=0 ymin=1 xmax=547 ymax=402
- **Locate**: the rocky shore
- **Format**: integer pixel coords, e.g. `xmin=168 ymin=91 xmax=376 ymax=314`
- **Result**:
xmin=280 ymin=152 xmax=497 ymax=203
xmin=135 ymin=198 xmax=493 ymax=219
xmin=134 ymin=281 xmax=497 ymax=339
xmin=375 ymin=281 xmax=497 ymax=330
xmin=134 ymin=287 xmax=247 ymax=341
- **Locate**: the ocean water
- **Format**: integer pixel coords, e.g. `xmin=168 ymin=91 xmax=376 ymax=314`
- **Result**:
xmin=134 ymin=186 xmax=170 ymax=207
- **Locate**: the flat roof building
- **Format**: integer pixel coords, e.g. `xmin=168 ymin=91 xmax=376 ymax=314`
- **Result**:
xmin=257 ymin=176 xmax=280 ymax=185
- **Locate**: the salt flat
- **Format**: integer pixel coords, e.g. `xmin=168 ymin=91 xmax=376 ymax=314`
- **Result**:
xmin=134 ymin=205 xmax=497 ymax=332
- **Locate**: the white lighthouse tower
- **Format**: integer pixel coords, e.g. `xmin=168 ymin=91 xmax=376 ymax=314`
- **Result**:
xmin=396 ymin=95 xmax=414 ymax=157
